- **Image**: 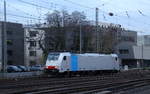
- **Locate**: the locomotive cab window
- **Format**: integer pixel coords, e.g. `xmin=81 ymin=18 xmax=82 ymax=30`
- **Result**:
xmin=63 ymin=56 xmax=66 ymax=60
xmin=48 ymin=53 xmax=59 ymax=61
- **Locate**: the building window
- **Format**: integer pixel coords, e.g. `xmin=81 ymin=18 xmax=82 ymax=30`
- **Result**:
xmin=30 ymin=60 xmax=36 ymax=66
xmin=30 ymin=41 xmax=36 ymax=47
xmin=29 ymin=51 xmax=36 ymax=56
xmin=7 ymin=30 xmax=13 ymax=35
xmin=121 ymin=36 xmax=135 ymax=42
xmin=119 ymin=49 xmax=129 ymax=54
xmin=7 ymin=40 xmax=13 ymax=45
xmin=30 ymin=31 xmax=37 ymax=37
xmin=7 ymin=50 xmax=13 ymax=56
xmin=7 ymin=60 xmax=13 ymax=65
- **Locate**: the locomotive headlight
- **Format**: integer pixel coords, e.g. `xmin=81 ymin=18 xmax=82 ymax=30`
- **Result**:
xmin=45 ymin=66 xmax=48 ymax=69
xmin=55 ymin=66 xmax=59 ymax=69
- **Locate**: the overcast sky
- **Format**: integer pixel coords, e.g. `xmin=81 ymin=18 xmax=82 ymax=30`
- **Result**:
xmin=0 ymin=0 xmax=150 ymax=34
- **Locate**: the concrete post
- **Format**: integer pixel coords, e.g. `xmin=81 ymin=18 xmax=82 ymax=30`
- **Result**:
xmin=137 ymin=60 xmax=140 ymax=68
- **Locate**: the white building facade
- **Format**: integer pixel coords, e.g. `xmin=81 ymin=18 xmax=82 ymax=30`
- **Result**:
xmin=25 ymin=28 xmax=44 ymax=66
xmin=137 ymin=35 xmax=150 ymax=46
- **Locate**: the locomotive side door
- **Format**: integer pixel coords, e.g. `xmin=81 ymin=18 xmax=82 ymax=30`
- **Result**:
xmin=61 ymin=56 xmax=70 ymax=72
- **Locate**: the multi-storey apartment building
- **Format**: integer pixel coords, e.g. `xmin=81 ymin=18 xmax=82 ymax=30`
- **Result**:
xmin=0 ymin=21 xmax=24 ymax=68
xmin=24 ymin=28 xmax=44 ymax=66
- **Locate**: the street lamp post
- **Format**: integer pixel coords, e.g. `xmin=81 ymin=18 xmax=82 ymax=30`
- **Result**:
xmin=138 ymin=31 xmax=144 ymax=68
xmin=95 ymin=8 xmax=99 ymax=53
xmin=2 ymin=0 xmax=7 ymax=73
xmin=141 ymin=40 xmax=144 ymax=68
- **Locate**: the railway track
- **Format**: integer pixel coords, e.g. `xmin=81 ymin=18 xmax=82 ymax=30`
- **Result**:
xmin=1 ymin=70 xmax=150 ymax=94
xmin=10 ymin=78 xmax=150 ymax=94
xmin=79 ymin=79 xmax=150 ymax=94
xmin=1 ymin=75 xmax=120 ymax=93
xmin=1 ymin=74 xmax=120 ymax=89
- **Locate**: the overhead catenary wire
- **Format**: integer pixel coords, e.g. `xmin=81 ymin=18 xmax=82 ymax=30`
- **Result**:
xmin=98 ymin=10 xmax=150 ymax=32
xmin=96 ymin=1 xmax=150 ymax=29
xmin=97 ymin=0 xmax=150 ymax=19
xmin=62 ymin=0 xmax=150 ymax=30
xmin=114 ymin=12 xmax=150 ymax=26
xmin=41 ymin=0 xmax=67 ymax=9
xmin=0 ymin=0 xmax=96 ymax=24
xmin=62 ymin=0 xmax=116 ymax=23
xmin=17 ymin=0 xmax=53 ymax=11
xmin=4 ymin=0 xmax=150 ymax=20
xmin=63 ymin=0 xmax=94 ymax=10
xmin=4 ymin=0 xmax=104 ymax=22
xmin=15 ymin=0 xmax=150 ymax=25
xmin=0 ymin=0 xmax=51 ymax=23
xmin=0 ymin=11 xmax=42 ymax=20
xmin=0 ymin=0 xmax=150 ymax=32
xmin=7 ymin=3 xmax=39 ymax=18
xmin=98 ymin=0 xmax=114 ymax=7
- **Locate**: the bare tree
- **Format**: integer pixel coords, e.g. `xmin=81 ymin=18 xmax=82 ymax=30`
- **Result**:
xmin=44 ymin=10 xmax=89 ymax=53
xmin=46 ymin=10 xmax=62 ymax=28
xmin=46 ymin=10 xmax=89 ymax=27
xmin=43 ymin=10 xmax=122 ymax=54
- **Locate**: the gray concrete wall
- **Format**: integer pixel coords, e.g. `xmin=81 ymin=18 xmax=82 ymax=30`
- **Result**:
xmin=0 ymin=71 xmax=43 ymax=79
xmin=117 ymin=42 xmax=135 ymax=59
xmin=120 ymin=30 xmax=137 ymax=45
xmin=133 ymin=46 xmax=150 ymax=60
xmin=116 ymin=30 xmax=137 ymax=59
xmin=144 ymin=35 xmax=150 ymax=46
xmin=117 ymin=44 xmax=150 ymax=60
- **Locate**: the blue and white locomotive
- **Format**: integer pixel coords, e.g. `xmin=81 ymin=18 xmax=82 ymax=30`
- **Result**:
xmin=45 ymin=52 xmax=120 ymax=74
